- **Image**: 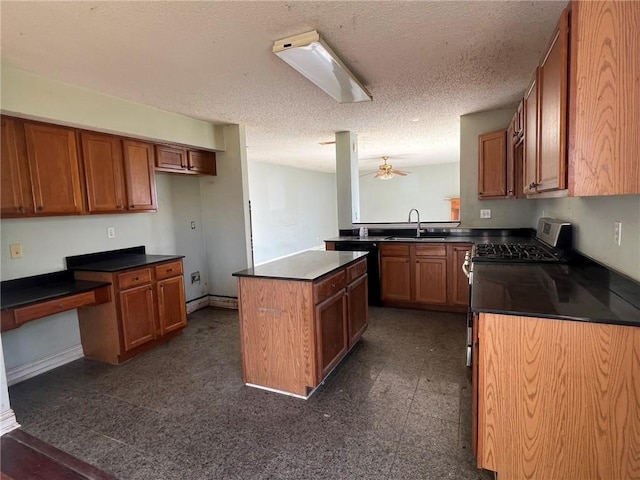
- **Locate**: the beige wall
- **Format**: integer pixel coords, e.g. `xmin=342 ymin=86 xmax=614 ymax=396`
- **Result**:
xmin=1 ymin=65 xmax=225 ymax=150
xmin=459 ymin=108 xmax=537 ymax=227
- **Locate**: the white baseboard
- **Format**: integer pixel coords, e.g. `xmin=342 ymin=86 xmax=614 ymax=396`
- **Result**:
xmin=0 ymin=409 xmax=20 ymax=436
xmin=209 ymin=296 xmax=238 ymax=309
xmin=186 ymin=296 xmax=210 ymax=314
xmin=6 ymin=344 xmax=84 ymax=386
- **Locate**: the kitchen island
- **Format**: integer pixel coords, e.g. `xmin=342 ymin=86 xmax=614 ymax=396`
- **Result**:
xmin=233 ymin=250 xmax=368 ymax=398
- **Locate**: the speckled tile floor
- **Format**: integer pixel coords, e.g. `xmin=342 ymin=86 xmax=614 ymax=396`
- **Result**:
xmin=8 ymin=306 xmax=493 ymax=480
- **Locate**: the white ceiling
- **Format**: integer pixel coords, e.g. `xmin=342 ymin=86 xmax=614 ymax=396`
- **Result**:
xmin=0 ymin=1 xmax=566 ymax=172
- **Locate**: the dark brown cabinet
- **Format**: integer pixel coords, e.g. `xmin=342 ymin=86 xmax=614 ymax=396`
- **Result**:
xmin=478 ymin=129 xmax=507 ymax=198
xmin=381 ymin=242 xmax=469 ymax=312
xmin=524 ymin=71 xmax=539 ymax=194
xmin=155 ymin=144 xmax=217 ymax=176
xmin=123 ymin=140 xmax=157 ymax=211
xmin=315 ymin=289 xmax=348 ymax=380
xmin=1 ymin=117 xmax=32 ymax=216
xmin=75 ymin=259 xmax=187 ymax=364
xmin=81 ymin=132 xmax=126 ymax=213
xmin=24 ymin=122 xmax=84 ymax=215
xmin=346 ymin=274 xmax=368 ymax=346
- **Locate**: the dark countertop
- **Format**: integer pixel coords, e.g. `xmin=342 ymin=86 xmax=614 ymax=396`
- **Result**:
xmin=66 ymin=246 xmax=183 ymax=272
xmin=471 ymin=262 xmax=640 ymax=327
xmin=1 ymin=271 xmax=111 ymax=311
xmin=325 ymin=235 xmax=535 ymax=244
xmin=233 ymin=251 xmax=368 ymax=282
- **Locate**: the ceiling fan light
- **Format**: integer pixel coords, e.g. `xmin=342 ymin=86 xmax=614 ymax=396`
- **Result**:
xmin=380 ymin=171 xmax=394 ymax=180
xmin=273 ymin=30 xmax=372 ymax=103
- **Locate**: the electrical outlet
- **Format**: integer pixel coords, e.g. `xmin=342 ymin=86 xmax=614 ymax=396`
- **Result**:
xmin=191 ymin=271 xmax=201 ymax=284
xmin=191 ymin=221 xmax=196 ymax=230
xmin=107 ymin=227 xmax=116 ymax=239
xmin=480 ymin=209 xmax=492 ymax=219
xmin=614 ymin=221 xmax=622 ymax=246
xmin=9 ymin=243 xmax=23 ymax=259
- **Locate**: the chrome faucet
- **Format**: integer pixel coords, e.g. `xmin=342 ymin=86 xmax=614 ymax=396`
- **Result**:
xmin=408 ymin=208 xmax=424 ymax=237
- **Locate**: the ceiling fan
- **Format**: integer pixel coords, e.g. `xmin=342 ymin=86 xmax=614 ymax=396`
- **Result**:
xmin=361 ymin=156 xmax=411 ymax=180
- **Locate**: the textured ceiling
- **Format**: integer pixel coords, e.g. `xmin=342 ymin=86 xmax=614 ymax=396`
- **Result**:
xmin=0 ymin=1 xmax=566 ymax=172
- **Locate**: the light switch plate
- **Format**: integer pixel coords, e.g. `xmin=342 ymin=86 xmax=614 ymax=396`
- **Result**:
xmin=480 ymin=209 xmax=492 ymax=219
xmin=107 ymin=227 xmax=116 ymax=239
xmin=10 ymin=243 xmax=23 ymax=259
xmin=614 ymin=221 xmax=622 ymax=246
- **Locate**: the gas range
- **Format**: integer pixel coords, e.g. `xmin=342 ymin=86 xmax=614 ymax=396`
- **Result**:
xmin=471 ymin=218 xmax=572 ymax=264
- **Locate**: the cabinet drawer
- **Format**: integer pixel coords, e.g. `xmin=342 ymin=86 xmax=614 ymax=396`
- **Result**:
xmin=118 ymin=268 xmax=151 ymax=290
xmin=314 ymin=270 xmax=346 ymax=304
xmin=14 ymin=291 xmax=96 ymax=326
xmin=347 ymin=259 xmax=367 ymax=283
xmin=155 ymin=260 xmax=183 ymax=280
xmin=381 ymin=244 xmax=410 ymax=256
xmin=415 ymin=244 xmax=447 ymax=257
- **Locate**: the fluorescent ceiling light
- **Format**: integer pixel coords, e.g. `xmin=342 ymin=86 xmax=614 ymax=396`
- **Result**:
xmin=273 ymin=30 xmax=372 ymax=103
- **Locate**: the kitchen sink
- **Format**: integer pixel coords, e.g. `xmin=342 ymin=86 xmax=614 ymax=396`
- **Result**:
xmin=384 ymin=236 xmax=447 ymax=241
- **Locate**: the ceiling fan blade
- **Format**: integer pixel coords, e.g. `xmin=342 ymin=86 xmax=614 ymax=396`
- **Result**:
xmin=392 ymin=169 xmax=410 ymax=176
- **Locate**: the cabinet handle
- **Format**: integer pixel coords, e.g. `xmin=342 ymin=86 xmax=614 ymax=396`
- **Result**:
xmin=37 ymin=206 xmax=44 ymax=211
xmin=18 ymin=206 xmax=25 ymax=213
xmin=130 ymin=204 xmax=135 ymax=208
xmin=134 ymin=277 xmax=139 ymax=281
xmin=167 ymin=269 xmax=173 ymax=272
xmin=331 ymin=283 xmax=336 ymax=288
xmin=508 ymin=189 xmax=514 ymax=194
xmin=57 ymin=303 xmax=64 ymax=309
xmin=529 ymin=182 xmax=539 ymax=189
xmin=512 ymin=131 xmax=518 ymax=138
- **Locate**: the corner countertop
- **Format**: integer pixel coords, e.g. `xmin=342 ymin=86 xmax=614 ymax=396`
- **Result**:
xmin=1 ymin=271 xmax=110 ymax=311
xmin=471 ymin=262 xmax=640 ymax=327
xmin=66 ymin=246 xmax=183 ymax=273
xmin=233 ymin=250 xmax=368 ymax=282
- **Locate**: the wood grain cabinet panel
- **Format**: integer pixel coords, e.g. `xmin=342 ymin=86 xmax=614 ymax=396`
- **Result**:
xmin=315 ymin=289 xmax=348 ymax=381
xmin=414 ymin=258 xmax=447 ymax=305
xmin=537 ymin=9 xmax=569 ymax=192
xmin=447 ymin=244 xmax=471 ymax=307
xmin=187 ymin=150 xmax=216 ymax=175
xmin=477 ymin=313 xmax=640 ymax=479
xmin=119 ymin=284 xmax=155 ymax=351
xmin=81 ymin=132 xmax=126 ymax=213
xmin=123 ymin=140 xmax=157 ymax=211
xmin=569 ymin=0 xmax=640 ymax=196
xmin=24 ymin=122 xmax=84 ymax=215
xmin=524 ymin=71 xmax=539 ymax=194
xmin=346 ymin=274 xmax=368 ymax=346
xmin=1 ymin=117 xmax=33 ymax=216
xmin=157 ymin=275 xmax=187 ymax=335
xmin=381 ymin=255 xmax=412 ymax=302
xmin=478 ymin=130 xmax=507 ymax=198
xmin=155 ymin=144 xmax=187 ymax=171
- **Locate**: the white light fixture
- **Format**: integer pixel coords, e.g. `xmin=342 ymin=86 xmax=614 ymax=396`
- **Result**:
xmin=273 ymin=30 xmax=372 ymax=103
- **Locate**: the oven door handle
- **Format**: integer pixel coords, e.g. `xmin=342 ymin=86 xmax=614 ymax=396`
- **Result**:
xmin=462 ymin=251 xmax=471 ymax=279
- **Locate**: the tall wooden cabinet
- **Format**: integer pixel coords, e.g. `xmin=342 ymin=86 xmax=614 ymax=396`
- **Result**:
xmin=74 ymin=259 xmax=187 ymax=364
xmin=81 ymin=132 xmax=127 ymax=213
xmin=123 ymin=140 xmax=157 ymax=211
xmin=1 ymin=117 xmax=32 ymax=216
xmin=569 ymin=0 xmax=640 ymax=196
xmin=478 ymin=130 xmax=507 ymax=198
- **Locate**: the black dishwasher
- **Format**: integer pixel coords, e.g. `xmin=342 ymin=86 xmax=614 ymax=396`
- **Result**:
xmin=333 ymin=241 xmax=381 ymax=306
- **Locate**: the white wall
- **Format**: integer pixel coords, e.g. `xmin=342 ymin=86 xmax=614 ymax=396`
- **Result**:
xmin=535 ymin=196 xmax=640 ymax=281
xmin=1 ymin=66 xmax=224 ymax=150
xmin=460 ymin=108 xmax=537 ymax=227
xmin=200 ymin=125 xmax=252 ymax=297
xmin=359 ymin=163 xmax=459 ymax=223
xmin=248 ymin=161 xmax=338 ymax=265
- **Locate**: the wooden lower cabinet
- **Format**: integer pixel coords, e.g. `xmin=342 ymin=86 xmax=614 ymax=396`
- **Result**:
xmin=238 ymin=258 xmax=368 ymax=397
xmin=475 ymin=313 xmax=640 ymax=479
xmin=381 ymin=243 xmax=470 ymax=311
xmin=74 ymin=259 xmax=186 ymax=364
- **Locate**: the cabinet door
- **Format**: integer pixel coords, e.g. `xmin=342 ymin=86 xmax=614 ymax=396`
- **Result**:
xmin=81 ymin=132 xmax=126 ymax=213
xmin=524 ymin=71 xmax=539 ymax=194
xmin=157 ymin=275 xmax=187 ymax=335
xmin=24 ymin=122 xmax=83 ymax=214
xmin=1 ymin=117 xmax=33 ymax=216
xmin=315 ymin=289 xmax=348 ymax=381
xmin=414 ymin=258 xmax=447 ymax=305
xmin=448 ymin=245 xmax=471 ymax=307
xmin=155 ymin=145 xmax=187 ymax=171
xmin=187 ymin=150 xmax=216 ymax=175
xmin=347 ymin=274 xmax=368 ymax=347
xmin=119 ymin=284 xmax=156 ymax=351
xmin=123 ymin=140 xmax=157 ymax=211
xmin=478 ymin=130 xmax=507 ymax=198
xmin=537 ymin=9 xmax=568 ymax=192
xmin=381 ymin=256 xmax=411 ymax=302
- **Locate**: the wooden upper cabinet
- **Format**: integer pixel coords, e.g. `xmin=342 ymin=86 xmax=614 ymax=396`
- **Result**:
xmin=1 ymin=117 xmax=33 ymax=216
xmin=569 ymin=1 xmax=640 ymax=196
xmin=81 ymin=132 xmax=126 ymax=213
xmin=187 ymin=150 xmax=216 ymax=175
xmin=155 ymin=144 xmax=187 ymax=172
xmin=537 ymin=8 xmax=569 ymax=192
xmin=524 ymin=71 xmax=539 ymax=194
xmin=123 ymin=140 xmax=157 ymax=211
xmin=24 ymin=122 xmax=84 ymax=215
xmin=478 ymin=129 xmax=507 ymax=198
